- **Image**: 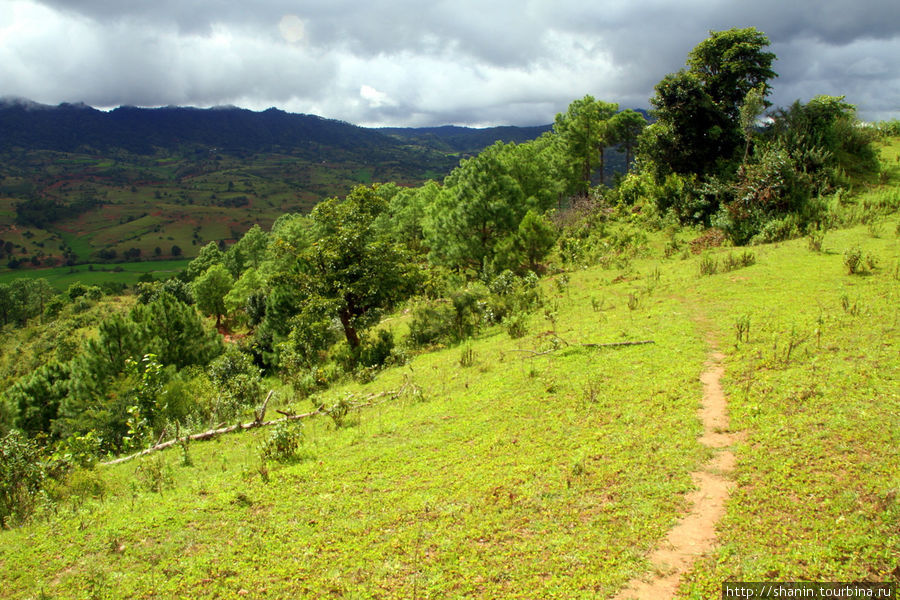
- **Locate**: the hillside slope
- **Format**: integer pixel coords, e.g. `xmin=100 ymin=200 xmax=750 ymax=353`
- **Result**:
xmin=1 ymin=211 xmax=897 ymax=598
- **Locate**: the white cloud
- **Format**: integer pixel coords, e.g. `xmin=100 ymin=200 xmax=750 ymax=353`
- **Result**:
xmin=2 ymin=0 xmax=898 ymax=124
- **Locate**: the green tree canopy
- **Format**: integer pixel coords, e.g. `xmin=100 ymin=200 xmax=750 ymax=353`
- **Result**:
xmin=192 ymin=263 xmax=234 ymax=328
xmin=186 ymin=242 xmax=224 ymax=281
xmin=293 ymin=184 xmax=414 ymax=348
xmin=554 ymin=96 xmax=618 ymax=191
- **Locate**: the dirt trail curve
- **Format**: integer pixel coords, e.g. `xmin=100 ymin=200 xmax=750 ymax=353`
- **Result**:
xmin=613 ymin=332 xmax=740 ymax=600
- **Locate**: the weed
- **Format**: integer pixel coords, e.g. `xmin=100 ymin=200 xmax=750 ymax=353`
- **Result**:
xmin=840 ymin=293 xmax=860 ymax=316
xmin=734 ymin=314 xmax=751 ymax=344
xmin=179 ymin=436 xmax=193 ymax=467
xmin=865 ymin=253 xmax=879 ymax=271
xmin=782 ymin=325 xmax=808 ymax=364
xmin=134 ymin=454 xmax=174 ymax=494
xmin=807 ymin=230 xmax=825 ymax=252
xmin=699 ymin=254 xmax=719 ymax=276
xmin=582 ymin=381 xmax=600 ymax=405
xmin=843 ymin=246 xmax=862 ymax=274
xmin=626 ymin=292 xmax=640 ymax=311
xmin=664 ymin=237 xmax=681 ymax=258
xmin=590 ymin=296 xmax=606 ymax=312
xmin=458 ymin=345 xmax=476 ymax=367
xmin=722 ymin=250 xmax=756 ymax=272
xmin=503 ymin=313 xmax=529 ymax=339
xmin=867 ymin=218 xmax=884 ymax=238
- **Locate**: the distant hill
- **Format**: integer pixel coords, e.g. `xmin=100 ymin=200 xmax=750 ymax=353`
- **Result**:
xmin=0 ymin=99 xmax=556 ymax=268
xmin=0 ymin=98 xmax=553 ymax=159
xmin=377 ymin=124 xmax=554 ymax=155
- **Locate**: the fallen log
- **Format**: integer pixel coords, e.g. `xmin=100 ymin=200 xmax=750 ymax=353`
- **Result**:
xmin=100 ymin=386 xmax=409 ymax=466
xmin=510 ymin=339 xmax=655 ymax=357
xmin=582 ymin=340 xmax=655 ymax=349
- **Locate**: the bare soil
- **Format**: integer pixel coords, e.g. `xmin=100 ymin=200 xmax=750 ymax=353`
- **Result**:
xmin=613 ymin=343 xmax=740 ymax=600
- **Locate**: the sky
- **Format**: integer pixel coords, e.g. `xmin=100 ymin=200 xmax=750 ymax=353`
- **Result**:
xmin=1 ymin=0 xmax=899 ymax=127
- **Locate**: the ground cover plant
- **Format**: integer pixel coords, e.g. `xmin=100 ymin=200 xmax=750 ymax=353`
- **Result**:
xmin=0 ymin=264 xmax=714 ymax=598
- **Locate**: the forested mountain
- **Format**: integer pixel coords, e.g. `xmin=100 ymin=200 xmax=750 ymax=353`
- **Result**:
xmin=0 ymin=99 xmax=553 ymax=158
xmin=376 ymin=124 xmax=554 ymax=155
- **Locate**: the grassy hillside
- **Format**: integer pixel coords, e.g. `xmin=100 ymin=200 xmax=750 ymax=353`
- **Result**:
xmin=1 ymin=207 xmax=896 ymax=597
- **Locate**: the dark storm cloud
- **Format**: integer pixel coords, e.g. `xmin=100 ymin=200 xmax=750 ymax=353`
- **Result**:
xmin=3 ymin=0 xmax=899 ymax=125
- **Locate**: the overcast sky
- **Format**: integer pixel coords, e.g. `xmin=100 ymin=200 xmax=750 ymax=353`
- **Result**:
xmin=2 ymin=0 xmax=898 ymax=127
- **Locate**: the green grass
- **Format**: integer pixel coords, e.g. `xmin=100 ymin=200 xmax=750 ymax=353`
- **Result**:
xmin=675 ymin=220 xmax=900 ymax=597
xmin=2 ymin=219 xmax=898 ymax=597
xmin=0 ymin=262 xmax=713 ymax=598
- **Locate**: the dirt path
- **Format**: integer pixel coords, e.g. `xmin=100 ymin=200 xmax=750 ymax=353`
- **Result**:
xmin=613 ymin=341 xmax=739 ymax=600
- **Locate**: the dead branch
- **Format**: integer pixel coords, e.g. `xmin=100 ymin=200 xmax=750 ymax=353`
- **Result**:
xmin=100 ymin=385 xmax=410 ymax=467
xmin=255 ymin=390 xmax=275 ymax=424
xmin=582 ymin=340 xmax=655 ymax=349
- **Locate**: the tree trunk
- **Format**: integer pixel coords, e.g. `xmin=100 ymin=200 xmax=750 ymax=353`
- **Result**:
xmin=339 ymin=308 xmax=360 ymax=348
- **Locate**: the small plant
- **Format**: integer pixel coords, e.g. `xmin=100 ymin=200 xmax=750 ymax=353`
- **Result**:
xmin=327 ymin=395 xmax=357 ymax=429
xmin=0 ymin=431 xmax=47 ymax=527
xmin=626 ymin=292 xmax=640 ymax=311
xmin=554 ymin=274 xmax=570 ymax=295
xmin=458 ymin=345 xmax=476 ymax=367
xmin=734 ymin=314 xmax=751 ymax=344
xmin=134 ymin=454 xmax=174 ymax=495
xmin=260 ymin=420 xmax=304 ymax=463
xmin=503 ymin=313 xmax=529 ymax=339
xmin=843 ymin=246 xmax=863 ymax=274
xmin=807 ymin=230 xmax=825 ymax=252
xmin=699 ymin=254 xmax=719 ymax=276
xmin=590 ymin=296 xmax=606 ymax=312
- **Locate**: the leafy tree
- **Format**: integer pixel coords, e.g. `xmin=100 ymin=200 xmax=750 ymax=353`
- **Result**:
xmin=609 ymin=109 xmax=647 ymax=171
xmin=294 ymin=185 xmax=413 ymax=349
xmin=642 ymin=27 xmax=777 ymax=183
xmin=766 ymin=95 xmax=879 ymax=184
xmin=224 ymin=224 xmax=268 ymax=278
xmin=554 ymin=96 xmax=618 ymax=191
xmin=644 ymin=70 xmax=737 ymax=179
xmin=185 ymin=242 xmax=224 ymax=281
xmin=224 ymin=267 xmax=264 ymax=323
xmin=192 ymin=263 xmax=234 ymax=328
xmin=687 ymin=27 xmax=777 ymax=120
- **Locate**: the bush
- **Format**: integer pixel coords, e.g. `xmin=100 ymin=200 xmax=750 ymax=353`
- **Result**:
xmin=0 ymin=431 xmax=47 ymax=527
xmin=699 ymin=254 xmax=719 ymax=276
xmin=843 ymin=246 xmax=863 ymax=274
xmin=260 ymin=421 xmax=304 ymax=463
xmin=503 ymin=313 xmax=529 ymax=339
xmin=407 ymin=283 xmax=487 ymax=347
